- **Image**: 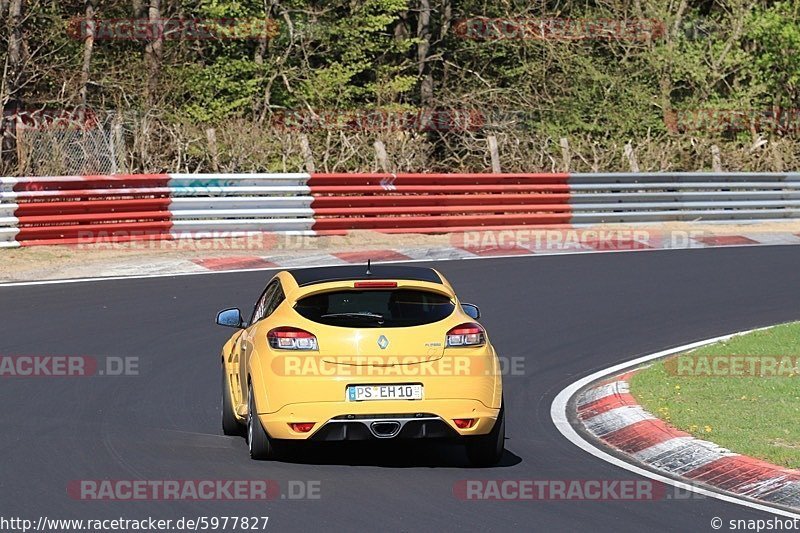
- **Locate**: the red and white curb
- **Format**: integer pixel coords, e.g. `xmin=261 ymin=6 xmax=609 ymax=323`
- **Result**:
xmin=578 ymin=374 xmax=800 ymax=507
xmin=183 ymin=230 xmax=798 ymax=273
xmin=189 ymin=246 xmax=475 ymax=272
xmin=552 ymin=328 xmax=800 ymax=518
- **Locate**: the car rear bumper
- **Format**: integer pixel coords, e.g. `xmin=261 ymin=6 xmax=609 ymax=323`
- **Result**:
xmin=308 ymin=414 xmax=458 ymax=441
xmin=259 ymin=398 xmax=500 ymax=440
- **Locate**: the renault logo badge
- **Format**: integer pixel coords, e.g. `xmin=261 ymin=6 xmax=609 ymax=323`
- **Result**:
xmin=377 ymin=335 xmax=389 ymax=350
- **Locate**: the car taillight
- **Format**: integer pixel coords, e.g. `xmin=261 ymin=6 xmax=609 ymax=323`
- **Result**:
xmin=268 ymin=327 xmax=318 ymax=350
xmin=446 ymin=323 xmax=485 ymax=347
xmin=453 ymin=418 xmax=475 ymax=429
xmin=289 ymin=422 xmax=315 ymax=433
xmin=353 ymin=281 xmax=398 ymax=288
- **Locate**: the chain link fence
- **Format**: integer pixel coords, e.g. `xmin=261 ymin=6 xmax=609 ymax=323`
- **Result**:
xmin=2 ymin=109 xmax=126 ymax=176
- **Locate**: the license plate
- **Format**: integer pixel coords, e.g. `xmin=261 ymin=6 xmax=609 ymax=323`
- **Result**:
xmin=347 ymin=384 xmax=423 ymax=401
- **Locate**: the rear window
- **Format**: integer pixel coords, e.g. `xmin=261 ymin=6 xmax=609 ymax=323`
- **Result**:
xmin=294 ymin=289 xmax=455 ymax=328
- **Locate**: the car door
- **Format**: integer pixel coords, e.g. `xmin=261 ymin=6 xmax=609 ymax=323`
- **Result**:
xmin=239 ymin=279 xmax=282 ymax=395
xmin=226 ymin=328 xmax=248 ymax=408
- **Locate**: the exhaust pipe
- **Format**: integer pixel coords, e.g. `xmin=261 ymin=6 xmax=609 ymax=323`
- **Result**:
xmin=370 ymin=420 xmax=401 ymax=438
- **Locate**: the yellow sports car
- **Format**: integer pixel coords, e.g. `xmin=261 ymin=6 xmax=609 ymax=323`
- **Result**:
xmin=215 ymin=264 xmax=504 ymax=466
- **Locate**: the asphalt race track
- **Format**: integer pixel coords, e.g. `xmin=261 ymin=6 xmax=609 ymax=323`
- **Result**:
xmin=2 ymin=246 xmax=800 ymax=532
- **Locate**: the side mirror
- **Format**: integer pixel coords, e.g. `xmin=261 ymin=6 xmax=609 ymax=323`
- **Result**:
xmin=462 ymin=303 xmax=481 ymax=320
xmin=216 ymin=308 xmax=244 ymax=328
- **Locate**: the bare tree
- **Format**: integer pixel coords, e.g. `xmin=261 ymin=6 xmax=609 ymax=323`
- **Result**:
xmin=144 ymin=0 xmax=163 ymax=105
xmin=416 ymin=0 xmax=432 ymax=106
xmin=254 ymin=0 xmax=273 ymax=65
xmin=6 ymin=0 xmax=23 ymax=101
xmin=1 ymin=0 xmax=23 ymax=168
xmin=439 ymin=0 xmax=451 ymax=39
xmin=394 ymin=4 xmax=409 ymax=41
xmin=79 ymin=0 xmax=97 ymax=110
xmin=437 ymin=0 xmax=451 ymax=94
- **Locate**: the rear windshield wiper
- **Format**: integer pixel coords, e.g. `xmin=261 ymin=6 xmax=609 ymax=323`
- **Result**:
xmin=320 ymin=312 xmax=385 ymax=323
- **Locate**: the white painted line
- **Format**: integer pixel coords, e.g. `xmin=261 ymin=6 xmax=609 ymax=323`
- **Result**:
xmin=551 ymin=325 xmax=800 ymax=519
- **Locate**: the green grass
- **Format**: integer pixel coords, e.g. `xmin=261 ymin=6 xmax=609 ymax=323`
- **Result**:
xmin=629 ymin=322 xmax=800 ymax=468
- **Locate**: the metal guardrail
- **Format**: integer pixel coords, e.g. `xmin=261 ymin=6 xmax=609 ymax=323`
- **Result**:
xmin=1 ymin=172 xmax=799 ymax=247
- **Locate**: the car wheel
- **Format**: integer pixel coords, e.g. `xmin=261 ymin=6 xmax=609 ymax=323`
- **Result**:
xmin=465 ymin=403 xmax=505 ymax=467
xmin=221 ymin=365 xmax=243 ymax=436
xmin=247 ymin=382 xmax=277 ymax=460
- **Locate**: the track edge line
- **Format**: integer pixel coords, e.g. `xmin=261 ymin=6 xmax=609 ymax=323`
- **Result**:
xmin=550 ymin=325 xmax=800 ymax=519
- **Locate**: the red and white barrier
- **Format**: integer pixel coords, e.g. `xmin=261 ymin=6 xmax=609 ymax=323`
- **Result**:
xmin=309 ymin=173 xmax=572 ymax=233
xmin=1 ymin=172 xmax=800 ymax=247
xmin=0 ymin=173 xmax=315 ymax=247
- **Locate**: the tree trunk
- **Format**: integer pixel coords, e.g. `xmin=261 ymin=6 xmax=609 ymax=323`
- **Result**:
xmin=6 ymin=0 xmax=23 ymax=97
xmin=79 ymin=0 xmax=97 ymax=110
xmin=438 ymin=0 xmax=451 ymax=90
xmin=416 ymin=0 xmax=433 ymax=106
xmin=255 ymin=0 xmax=276 ymax=65
xmin=439 ymin=0 xmax=451 ymax=39
xmin=144 ymin=0 xmax=163 ymax=105
xmin=2 ymin=0 xmax=23 ymax=166
xmin=394 ymin=7 xmax=409 ymax=41
xmin=659 ymin=0 xmax=688 ymax=135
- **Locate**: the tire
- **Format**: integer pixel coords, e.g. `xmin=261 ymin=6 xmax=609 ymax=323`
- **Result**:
xmin=465 ymin=403 xmax=505 ymax=467
xmin=221 ymin=366 xmax=243 ymax=436
xmin=247 ymin=382 xmax=278 ymax=460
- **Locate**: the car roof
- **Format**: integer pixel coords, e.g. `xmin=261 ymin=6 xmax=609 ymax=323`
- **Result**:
xmin=287 ymin=264 xmax=443 ymax=287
